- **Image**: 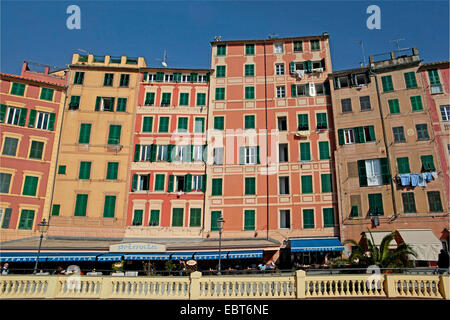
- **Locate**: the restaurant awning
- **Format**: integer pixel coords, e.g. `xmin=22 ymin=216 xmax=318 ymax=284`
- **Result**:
xmin=363 ymin=231 xmax=397 ymax=249
xmin=228 ymin=250 xmax=263 ymax=259
xmin=124 ymin=253 xmax=171 ymax=261
xmin=40 ymin=252 xmax=100 ymax=262
xmin=290 ymin=238 xmax=344 ymax=252
xmin=0 ymin=252 xmax=42 ymax=262
xmin=97 ymin=253 xmax=124 ymax=262
xmin=396 ymin=229 xmax=443 ymax=261
xmin=170 ymin=252 xmax=195 ymax=260
xmin=194 ymin=251 xmax=228 ymax=260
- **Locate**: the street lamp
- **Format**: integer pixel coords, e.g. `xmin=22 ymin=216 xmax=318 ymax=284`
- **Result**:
xmin=33 ymin=218 xmax=49 ymax=274
xmin=217 ymin=216 xmax=225 ymax=275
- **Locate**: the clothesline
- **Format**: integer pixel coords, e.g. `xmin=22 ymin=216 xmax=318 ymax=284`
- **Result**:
xmin=397 ymin=172 xmax=438 ymax=187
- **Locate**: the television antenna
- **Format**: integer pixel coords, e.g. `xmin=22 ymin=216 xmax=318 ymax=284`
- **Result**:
xmin=354 ymin=40 xmax=366 ymax=67
xmin=390 ymin=38 xmax=406 ymax=51
xmin=268 ymin=33 xmax=279 ymax=39
xmin=214 ymin=35 xmax=222 ymax=41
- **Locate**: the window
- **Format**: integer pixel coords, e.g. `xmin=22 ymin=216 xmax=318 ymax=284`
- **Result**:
xmin=74 ymin=194 xmax=88 ymax=216
xmin=104 ymin=73 xmax=114 ymax=86
xmin=2 ymin=137 xmax=18 ymax=156
xmin=159 ymin=117 xmax=170 ymax=133
xmin=119 ymin=74 xmax=130 ymax=87
xmin=393 ymin=126 xmax=406 ymax=143
xmin=420 ymin=155 xmax=435 ymax=171
xmin=245 ymin=87 xmax=255 ymax=99
xmin=193 ymin=145 xmax=204 ymax=162
xmin=342 ymin=129 xmax=355 ymax=145
xmin=323 ymin=208 xmax=335 ymax=227
xmin=215 ymin=88 xmax=225 ymax=100
xmin=274 ymin=43 xmax=283 ymax=53
xmin=334 ymin=76 xmax=350 ymax=89
xmin=341 ymin=98 xmax=352 ymax=113
xmin=0 ymin=173 xmax=12 ymax=193
xmin=301 ymin=175 xmax=313 ymax=194
xmin=213 ymin=147 xmax=223 ymax=165
xmin=116 ymin=98 xmax=127 ymax=112
xmin=132 ymin=209 xmax=143 ymax=226
xmin=18 ymin=209 xmax=35 ymax=230
xmin=416 ymin=124 xmax=429 ymax=141
xmin=155 ymin=72 xmax=164 ymax=82
xmin=245 ymin=44 xmax=255 ymax=55
xmin=293 ymin=41 xmax=303 ymax=52
xmin=240 ymin=146 xmax=259 ymax=164
xmin=310 ymin=40 xmax=320 ymax=51
xmin=132 ymin=174 xmax=150 ymax=191
xmin=136 ymin=144 xmax=152 ymax=162
xmin=404 ymin=72 xmax=417 ymax=89
xmin=381 ymin=75 xmax=394 ymax=92
xmin=244 ymin=115 xmax=255 ymax=129
xmin=440 ymin=105 xmax=450 ymax=121
xmin=319 ymin=141 xmax=330 ymax=160
xmin=50 ymin=204 xmax=60 ymax=217
xmin=0 ymin=208 xmax=12 ymax=228
xmin=297 ymin=114 xmax=309 ymax=130
xmin=397 ymin=157 xmax=410 ymax=174
xmin=216 ymin=66 xmax=226 ymax=78
xmin=103 ymin=195 xmax=116 ymax=218
xmin=190 ymin=208 xmax=202 ymax=227
xmin=142 ymin=117 xmax=153 ymax=133
xmin=149 ymin=210 xmax=160 ymax=226
xmin=212 ymin=178 xmax=222 ymax=196
xmin=275 ymin=64 xmax=285 ymax=75
xmin=192 ymin=175 xmax=204 ymax=191
xmin=300 ymin=210 xmax=315 ymax=231
xmin=279 ymin=210 xmax=290 ymax=229
xmin=79 ymin=123 xmax=92 ymax=144
xmin=69 ymin=96 xmax=80 ymax=110
xmin=428 ymin=69 xmax=443 ymax=93
xmin=179 ymin=93 xmax=189 ymax=106
xmin=358 ymin=158 xmax=390 ymax=187
xmin=368 ymin=193 xmax=383 ymax=216
xmin=277 ymin=116 xmax=287 ymax=131
xmin=161 ymin=93 xmax=171 ymax=106
xmin=299 ymin=142 xmax=311 ymax=161
xmin=196 ymin=93 xmax=206 ymax=106
xmin=172 ymin=208 xmax=184 ymax=227
xmin=211 ymin=211 xmax=221 ymax=231
xmin=427 ymin=191 xmax=443 ymax=212
xmin=144 ymin=92 xmax=155 ymax=106
xmin=279 ymin=176 xmax=290 ymax=195
xmin=410 ymin=96 xmax=423 ymax=111
xmin=177 ymin=117 xmax=188 ymax=132
xmin=244 ymin=210 xmax=255 ymax=230
xmin=321 ymin=174 xmax=332 ymax=193
xmin=279 ymin=144 xmax=289 ymax=163
xmin=157 ymin=145 xmax=168 ymax=161
xmin=276 ymin=86 xmax=286 ymax=98
xmin=360 ymin=96 xmax=371 ymax=111
xmin=10 ymin=82 xmax=25 ymax=96
xmin=354 ymin=73 xmax=368 ymax=86
xmin=73 ymin=72 xmax=84 ymax=84
xmin=194 ymin=118 xmax=205 ymax=133
xmin=79 ymin=161 xmax=91 ymax=180
xmin=245 ymin=177 xmax=256 ymax=195
xmin=217 ymin=45 xmax=226 ymax=56
xmin=106 ymin=162 xmax=118 ymax=180
xmin=29 ymin=141 xmax=44 ymax=159
xmin=402 ymin=192 xmax=416 ymax=213
xmin=95 ymin=97 xmax=115 ymax=111
xmin=22 ymin=176 xmax=38 ymax=196
xmin=58 ymin=165 xmax=66 ymax=175
xmin=214 ymin=116 xmax=224 ymax=130
xmin=389 ymin=99 xmax=400 ymax=114
xmin=107 ymin=125 xmax=121 ymax=145
xmin=6 ymin=107 xmax=26 ymax=126
xmin=165 ymin=74 xmax=174 ymax=82
xmin=316 ymin=113 xmax=327 ymax=129
xmin=154 ymin=174 xmax=165 ymax=191
xmin=244 ymin=64 xmax=254 ymax=76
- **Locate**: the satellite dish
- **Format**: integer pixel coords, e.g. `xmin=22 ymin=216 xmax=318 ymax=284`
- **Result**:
xmin=162 ymin=61 xmax=168 ymax=67
xmin=156 ymin=50 xmax=168 ymax=67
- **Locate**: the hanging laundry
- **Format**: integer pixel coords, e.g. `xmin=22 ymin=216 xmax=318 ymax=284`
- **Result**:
xmin=399 ymin=174 xmax=411 ymax=186
xmin=410 ymin=174 xmax=420 ymax=187
xmin=426 ymin=172 xmax=433 ymax=182
xmin=418 ymin=173 xmax=427 ymax=187
xmin=431 ymin=172 xmax=438 ymax=179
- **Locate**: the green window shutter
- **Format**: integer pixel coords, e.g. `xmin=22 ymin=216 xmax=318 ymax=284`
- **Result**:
xmin=244 ymin=210 xmax=255 ymax=230
xmin=367 ymin=126 xmax=376 ymax=141
xmin=421 ymin=155 xmax=435 ymax=171
xmin=300 ymin=142 xmax=311 ymax=161
xmin=410 ymin=96 xmax=423 ymax=111
xmin=79 ymin=123 xmax=92 ymax=144
xmin=18 ymin=210 xmax=35 ymax=230
xmin=214 ymin=116 xmax=224 ymax=130
xmin=303 ymin=209 xmax=315 ymax=229
xmin=108 ymin=125 xmax=121 ymax=145
xmin=185 ymin=173 xmax=192 ymax=192
xmin=215 ymin=88 xmax=225 ymax=100
xmin=74 ymin=194 xmax=88 ymax=216
xmin=106 ymin=162 xmax=118 ymax=180
xmin=428 ymin=69 xmax=441 ymax=85
xmin=0 ymin=104 xmax=7 ymax=123
xmin=354 ymin=126 xmax=365 ymax=143
xmin=178 ymin=117 xmax=188 ymax=132
xmin=155 ymin=72 xmax=164 ymax=82
xmin=291 ymin=84 xmax=297 ymax=97
xmin=256 ymin=146 xmax=260 ymax=164
xmin=380 ymin=158 xmax=391 ymax=185
xmin=319 ymin=141 xmax=330 ymax=160
xmin=350 ymin=205 xmax=359 ymax=217
xmin=22 ymin=176 xmax=38 ymax=196
xmin=289 ymin=61 xmax=295 ymax=74
xmin=323 ymin=208 xmax=335 ymax=227
xmin=190 ymin=73 xmax=198 ymax=83
xmin=337 ymin=129 xmax=345 ymax=145
xmin=48 ymin=113 xmax=55 ymax=130
xmin=149 ymin=210 xmax=160 ymax=226
xmin=245 ymin=87 xmax=255 ymax=99
xmin=179 ymin=93 xmax=189 ymax=106
xmin=18 ymin=108 xmax=27 ymax=126
xmin=79 ymin=161 xmax=91 ymax=180
xmin=167 ymin=144 xmax=174 ymax=162
xmin=155 ymin=174 xmax=165 ymax=191
xmin=388 ymin=99 xmax=400 ymax=114
xmin=28 ymin=110 xmax=37 ymax=128
xmin=150 ymin=144 xmax=157 ymax=162
xmin=245 ymin=177 xmax=256 ymax=195
xmin=167 ymin=175 xmax=174 ymax=192
xmin=217 ymin=45 xmax=226 ymax=56
xmin=316 ymin=113 xmax=327 ymax=129
xmin=239 ymin=147 xmax=245 ymax=165
xmin=245 ymin=44 xmax=255 ymax=55
xmin=212 ymin=178 xmax=222 ymax=196
xmin=29 ymin=141 xmax=44 ymax=159
xmin=132 ymin=209 xmax=143 ymax=225
xmin=142 ymin=117 xmax=153 ymax=132
xmin=172 ymin=208 xmax=184 ymax=227
xmin=357 ymin=160 xmax=368 ymax=187
xmin=321 ymin=174 xmax=332 ymax=193
xmin=142 ymin=72 xmax=148 ymax=81
xmin=145 ymin=92 xmax=155 ymax=105
xmin=40 ymin=88 xmax=54 ymax=101
xmin=216 ymin=66 xmax=226 ymax=78
xmin=134 ymin=144 xmax=141 ymax=162
xmin=161 ymin=93 xmax=171 ymax=106
xmin=116 ymin=98 xmax=127 ymax=112
xmin=201 ymin=174 xmax=207 ymax=193
xmin=301 ymin=175 xmax=313 ymax=194
xmin=304 ymin=60 xmax=312 ymax=73
xmin=95 ymin=97 xmax=101 ymax=111
xmin=58 ymin=165 xmax=66 ymax=175
xmin=368 ymin=193 xmax=383 ymax=216
xmin=1 ymin=208 xmax=12 ymax=228
xmin=244 ymin=115 xmax=255 ymax=129
xmin=404 ymin=72 xmax=417 ymax=89
xmin=297 ymin=114 xmax=308 ymax=130
xmin=190 ymin=208 xmax=201 ymax=227
xmin=131 ymin=174 xmax=138 ymax=191
xmin=397 ymin=157 xmax=410 ymax=174
xmin=196 ymin=93 xmax=206 ymax=106
xmin=194 ymin=118 xmax=205 ymax=133
xmin=103 ymin=195 xmax=116 ymax=218
xmin=11 ymin=83 xmax=25 ymax=96
xmin=381 ymin=75 xmax=394 ymax=92
xmin=211 ymin=211 xmax=221 ymax=231
xmin=402 ymin=193 xmax=417 ymax=213
xmin=159 ymin=117 xmax=169 ymax=132
xmin=427 ymin=191 xmax=443 ymax=212
xmin=245 ymin=64 xmax=254 ymax=76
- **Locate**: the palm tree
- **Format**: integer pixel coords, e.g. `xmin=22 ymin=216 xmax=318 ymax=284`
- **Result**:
xmin=333 ymin=231 xmax=417 ymax=269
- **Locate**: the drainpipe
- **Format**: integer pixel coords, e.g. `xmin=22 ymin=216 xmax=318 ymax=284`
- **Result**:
xmin=263 ymin=40 xmax=270 ymax=240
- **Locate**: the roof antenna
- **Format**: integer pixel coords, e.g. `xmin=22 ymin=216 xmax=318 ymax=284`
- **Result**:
xmin=77 ymin=48 xmax=91 ymax=55
xmin=268 ymin=33 xmax=278 ymax=39
xmin=155 ymin=50 xmax=168 ymax=67
xmin=354 ymin=40 xmax=366 ymax=67
xmin=214 ymin=35 xmax=221 ymax=41
xmin=390 ymin=38 xmax=406 ymax=51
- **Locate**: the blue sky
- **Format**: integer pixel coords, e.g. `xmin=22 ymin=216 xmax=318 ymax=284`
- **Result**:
xmin=1 ymin=1 xmax=449 ymax=74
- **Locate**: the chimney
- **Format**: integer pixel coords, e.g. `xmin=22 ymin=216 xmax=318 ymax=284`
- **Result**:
xmin=21 ymin=61 xmax=30 ymax=76
xmin=369 ymin=55 xmax=374 ymax=64
xmin=412 ymin=47 xmax=419 ymax=56
xmin=44 ymin=66 xmax=50 ymax=75
xmin=390 ymin=51 xmax=396 ymax=60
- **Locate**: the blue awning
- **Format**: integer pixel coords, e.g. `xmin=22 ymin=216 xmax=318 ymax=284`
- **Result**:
xmin=124 ymin=253 xmax=171 ymax=261
xmin=194 ymin=251 xmax=228 ymax=260
xmin=40 ymin=252 xmax=100 ymax=262
xmin=170 ymin=252 xmax=195 ymax=260
xmin=290 ymin=238 xmax=344 ymax=252
xmin=97 ymin=253 xmax=125 ymax=262
xmin=0 ymin=252 xmax=42 ymax=262
xmin=228 ymin=250 xmax=263 ymax=259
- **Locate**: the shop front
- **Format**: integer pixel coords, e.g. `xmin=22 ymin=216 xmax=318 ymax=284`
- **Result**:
xmin=289 ymin=237 xmax=345 ymax=268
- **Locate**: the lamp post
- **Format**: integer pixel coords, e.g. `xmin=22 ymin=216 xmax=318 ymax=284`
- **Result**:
xmin=217 ymin=216 xmax=225 ymax=275
xmin=33 ymin=218 xmax=49 ymax=274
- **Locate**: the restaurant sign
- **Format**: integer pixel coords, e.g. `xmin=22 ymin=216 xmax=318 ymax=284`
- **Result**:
xmin=109 ymin=242 xmax=166 ymax=253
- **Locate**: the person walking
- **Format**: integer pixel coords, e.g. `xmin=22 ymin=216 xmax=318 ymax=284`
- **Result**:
xmin=2 ymin=263 xmax=9 ymax=275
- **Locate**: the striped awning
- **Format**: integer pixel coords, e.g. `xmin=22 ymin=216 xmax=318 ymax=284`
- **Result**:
xmin=0 ymin=252 xmax=41 ymax=262
xmin=97 ymin=253 xmax=125 ymax=262
xmin=194 ymin=251 xmax=228 ymax=260
xmin=40 ymin=252 xmax=100 ymax=262
xmin=170 ymin=252 xmax=195 ymax=260
xmin=290 ymin=238 xmax=345 ymax=252
xmin=124 ymin=253 xmax=171 ymax=261
xmin=227 ymin=250 xmax=263 ymax=259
